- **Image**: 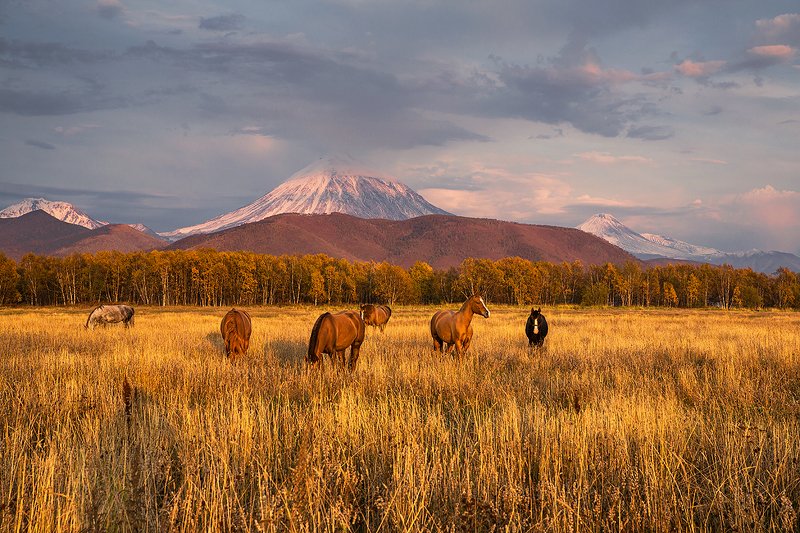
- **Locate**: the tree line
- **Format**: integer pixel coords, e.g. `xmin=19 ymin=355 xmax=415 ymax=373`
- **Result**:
xmin=0 ymin=250 xmax=798 ymax=310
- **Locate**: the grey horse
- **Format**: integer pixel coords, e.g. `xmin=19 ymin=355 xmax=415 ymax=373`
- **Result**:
xmin=85 ymin=304 xmax=135 ymax=330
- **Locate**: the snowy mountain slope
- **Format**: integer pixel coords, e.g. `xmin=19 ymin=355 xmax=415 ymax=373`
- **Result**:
xmin=577 ymin=213 xmax=800 ymax=273
xmin=126 ymin=223 xmax=166 ymax=240
xmin=162 ymin=156 xmax=451 ymax=240
xmin=575 ymin=213 xmax=717 ymax=259
xmin=0 ymin=198 xmax=107 ymax=229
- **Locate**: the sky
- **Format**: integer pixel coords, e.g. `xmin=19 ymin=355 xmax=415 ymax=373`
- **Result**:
xmin=0 ymin=0 xmax=799 ymax=254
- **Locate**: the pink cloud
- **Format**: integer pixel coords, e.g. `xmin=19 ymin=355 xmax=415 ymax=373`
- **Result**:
xmin=755 ymin=13 xmax=800 ymax=40
xmin=748 ymin=45 xmax=795 ymax=60
xmin=574 ymin=151 xmax=653 ymax=165
xmin=674 ymin=59 xmax=726 ymax=78
xmin=723 ymin=185 xmax=800 ymax=228
xmin=690 ymin=157 xmax=728 ymax=165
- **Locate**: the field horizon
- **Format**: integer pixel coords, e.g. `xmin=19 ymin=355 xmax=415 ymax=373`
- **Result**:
xmin=1 ymin=305 xmax=799 ymax=531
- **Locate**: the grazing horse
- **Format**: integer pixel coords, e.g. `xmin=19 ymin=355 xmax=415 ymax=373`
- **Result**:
xmin=360 ymin=304 xmax=392 ymax=332
xmin=85 ymin=304 xmax=135 ymax=330
xmin=220 ymin=308 xmax=252 ymax=360
xmin=306 ymin=310 xmax=365 ymax=371
xmin=430 ymin=294 xmax=490 ymax=357
xmin=525 ymin=308 xmax=549 ymax=348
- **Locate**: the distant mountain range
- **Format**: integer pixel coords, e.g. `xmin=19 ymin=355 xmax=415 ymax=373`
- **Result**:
xmin=0 ymin=198 xmax=107 ymax=229
xmin=578 ymin=213 xmax=800 ymax=273
xmin=0 ymin=211 xmax=166 ymax=260
xmin=1 ymin=160 xmax=797 ymax=273
xmin=161 ymin=156 xmax=451 ymax=240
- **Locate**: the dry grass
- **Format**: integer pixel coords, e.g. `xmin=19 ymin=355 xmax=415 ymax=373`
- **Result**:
xmin=0 ymin=305 xmax=799 ymax=532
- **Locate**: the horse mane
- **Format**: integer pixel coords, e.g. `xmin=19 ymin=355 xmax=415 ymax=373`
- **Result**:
xmin=308 ymin=312 xmax=331 ymax=358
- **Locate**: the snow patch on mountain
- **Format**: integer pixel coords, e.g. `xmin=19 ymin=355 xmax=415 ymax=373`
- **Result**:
xmin=162 ymin=156 xmax=451 ymax=240
xmin=0 ymin=198 xmax=107 ymax=229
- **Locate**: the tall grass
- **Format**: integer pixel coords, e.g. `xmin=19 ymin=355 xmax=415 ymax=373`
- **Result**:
xmin=0 ymin=306 xmax=798 ymax=531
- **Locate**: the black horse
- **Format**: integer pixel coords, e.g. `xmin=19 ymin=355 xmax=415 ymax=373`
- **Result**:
xmin=525 ymin=308 xmax=548 ymax=348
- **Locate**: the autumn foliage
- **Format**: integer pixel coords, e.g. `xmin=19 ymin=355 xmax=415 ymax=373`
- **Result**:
xmin=0 ymin=250 xmax=798 ymax=309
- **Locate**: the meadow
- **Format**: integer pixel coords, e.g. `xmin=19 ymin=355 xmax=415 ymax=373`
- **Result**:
xmin=0 ymin=305 xmax=798 ymax=532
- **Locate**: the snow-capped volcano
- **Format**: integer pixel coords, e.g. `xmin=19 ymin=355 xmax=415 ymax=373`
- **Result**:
xmin=0 ymin=198 xmax=107 ymax=229
xmin=577 ymin=213 xmax=800 ymax=273
xmin=162 ymin=156 xmax=451 ymax=240
xmin=577 ymin=213 xmax=723 ymax=260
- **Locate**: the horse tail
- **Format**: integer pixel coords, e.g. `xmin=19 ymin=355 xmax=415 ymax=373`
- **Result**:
xmin=308 ymin=312 xmax=330 ymax=360
xmin=384 ymin=305 xmax=392 ymax=319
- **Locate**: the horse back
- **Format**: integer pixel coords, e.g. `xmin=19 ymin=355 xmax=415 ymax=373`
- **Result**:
xmin=330 ymin=310 xmax=364 ymax=349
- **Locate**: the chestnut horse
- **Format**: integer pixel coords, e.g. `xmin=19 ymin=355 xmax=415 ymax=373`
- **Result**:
xmin=306 ymin=310 xmax=365 ymax=371
xmin=220 ymin=308 xmax=252 ymax=360
xmin=430 ymin=294 xmax=490 ymax=357
xmin=360 ymin=304 xmax=392 ymax=332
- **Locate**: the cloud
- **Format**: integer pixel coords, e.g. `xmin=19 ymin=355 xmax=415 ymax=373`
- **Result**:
xmin=25 ymin=139 xmax=56 ymax=150
xmin=690 ymin=157 xmax=727 ymax=165
xmin=0 ymin=38 xmax=110 ymax=67
xmin=53 ymin=124 xmax=101 ymax=136
xmin=755 ymin=13 xmax=800 ymax=45
xmin=412 ymin=160 xmax=576 ymax=218
xmin=199 ymin=13 xmax=246 ymax=31
xmin=454 ymin=39 xmax=669 ymax=138
xmin=726 ymin=185 xmax=800 ymax=228
xmin=674 ymin=59 xmax=726 ymax=78
xmin=96 ymin=0 xmax=124 ymax=20
xmin=626 ymin=125 xmax=674 ymax=141
xmin=574 ymin=151 xmax=653 ymax=164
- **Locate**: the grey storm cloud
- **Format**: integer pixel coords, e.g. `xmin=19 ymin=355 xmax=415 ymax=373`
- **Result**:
xmin=199 ymin=13 xmax=246 ymax=32
xmin=626 ymin=125 xmax=674 ymax=141
xmin=0 ymin=38 xmax=110 ymax=68
xmin=96 ymin=1 xmax=124 ymax=20
xmin=25 ymin=139 xmax=56 ymax=150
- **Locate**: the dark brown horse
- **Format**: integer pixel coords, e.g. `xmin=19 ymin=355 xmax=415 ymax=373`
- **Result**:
xmin=220 ymin=308 xmax=252 ymax=360
xmin=360 ymin=304 xmax=392 ymax=332
xmin=306 ymin=310 xmax=365 ymax=371
xmin=430 ymin=294 xmax=490 ymax=357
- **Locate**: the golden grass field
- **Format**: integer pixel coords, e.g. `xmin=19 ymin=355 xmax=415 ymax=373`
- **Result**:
xmin=1 ymin=305 xmax=799 ymax=532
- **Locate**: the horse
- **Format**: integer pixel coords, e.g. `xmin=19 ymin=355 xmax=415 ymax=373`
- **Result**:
xmin=430 ymin=294 xmax=490 ymax=357
xmin=220 ymin=308 xmax=252 ymax=360
xmin=360 ymin=304 xmax=392 ymax=332
xmin=306 ymin=310 xmax=365 ymax=371
xmin=525 ymin=307 xmax=549 ymax=348
xmin=85 ymin=304 xmax=135 ymax=330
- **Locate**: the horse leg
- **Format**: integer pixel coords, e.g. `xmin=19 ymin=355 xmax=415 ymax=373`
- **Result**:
xmin=348 ymin=344 xmax=361 ymax=372
xmin=432 ymin=337 xmax=443 ymax=352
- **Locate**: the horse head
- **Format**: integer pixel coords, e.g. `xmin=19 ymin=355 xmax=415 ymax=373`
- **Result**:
xmin=470 ymin=294 xmax=490 ymax=318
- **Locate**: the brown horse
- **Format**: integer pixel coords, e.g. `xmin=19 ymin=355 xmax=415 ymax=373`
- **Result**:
xmin=306 ymin=310 xmax=365 ymax=371
xmin=430 ymin=294 xmax=490 ymax=357
xmin=220 ymin=308 xmax=252 ymax=360
xmin=360 ymin=304 xmax=392 ymax=332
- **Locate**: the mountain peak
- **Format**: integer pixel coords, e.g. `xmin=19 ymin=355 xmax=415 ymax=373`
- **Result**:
xmin=0 ymin=197 xmax=107 ymax=229
xmin=287 ymin=155 xmax=389 ymax=182
xmin=162 ymin=158 xmax=451 ymax=240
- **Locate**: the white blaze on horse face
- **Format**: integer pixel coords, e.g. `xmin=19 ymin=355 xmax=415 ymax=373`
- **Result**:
xmin=533 ymin=317 xmax=539 ymax=335
xmin=479 ymin=296 xmax=490 ymax=317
